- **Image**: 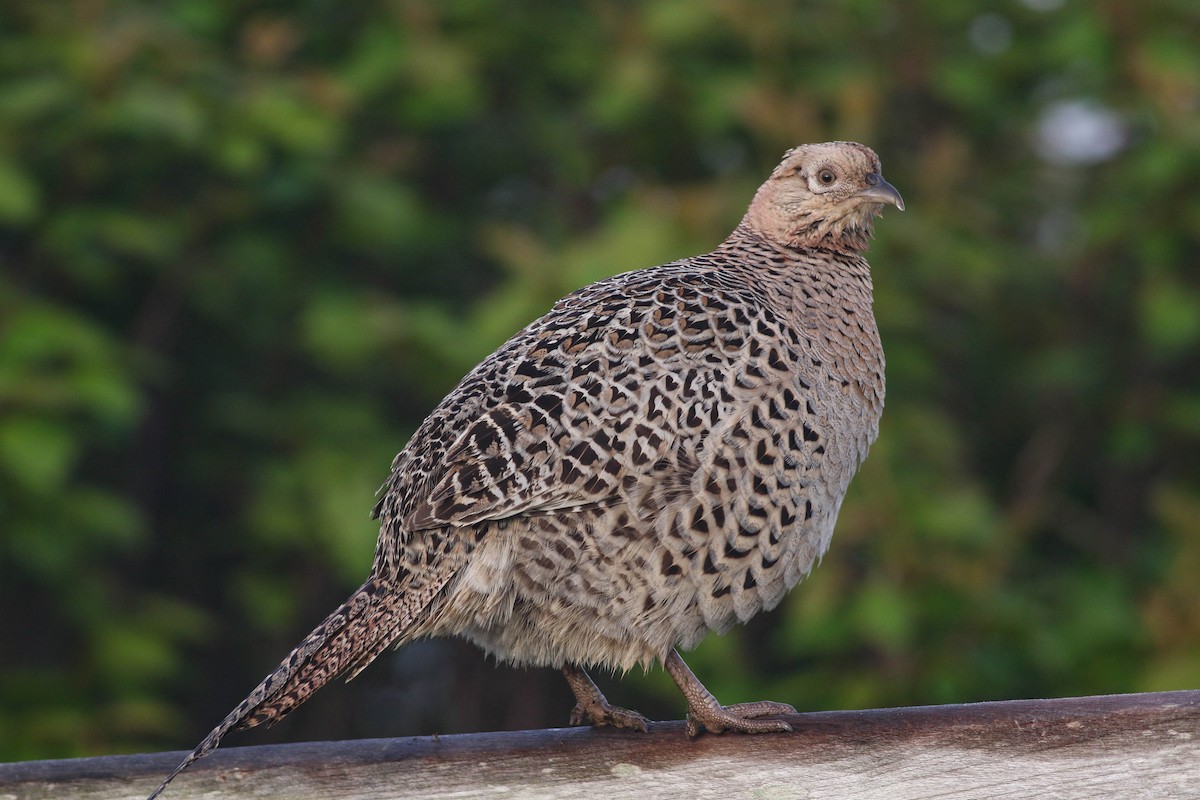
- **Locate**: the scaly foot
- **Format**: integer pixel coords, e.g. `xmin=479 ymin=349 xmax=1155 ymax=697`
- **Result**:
xmin=664 ymin=649 xmax=795 ymax=737
xmin=562 ymin=664 xmax=650 ymax=732
xmin=682 ymin=698 xmax=795 ymax=737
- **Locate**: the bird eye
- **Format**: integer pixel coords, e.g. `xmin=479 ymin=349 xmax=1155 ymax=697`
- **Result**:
xmin=818 ymin=169 xmax=836 ymax=185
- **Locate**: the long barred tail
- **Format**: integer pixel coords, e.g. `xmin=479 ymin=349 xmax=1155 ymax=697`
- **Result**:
xmin=146 ymin=571 xmax=446 ymax=800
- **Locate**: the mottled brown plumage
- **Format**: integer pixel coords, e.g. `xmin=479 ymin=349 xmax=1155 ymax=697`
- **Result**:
xmin=148 ymin=141 xmax=903 ymax=798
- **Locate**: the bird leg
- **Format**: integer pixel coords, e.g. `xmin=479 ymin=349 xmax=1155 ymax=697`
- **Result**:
xmin=562 ymin=664 xmax=650 ymax=732
xmin=663 ymin=648 xmax=794 ymax=737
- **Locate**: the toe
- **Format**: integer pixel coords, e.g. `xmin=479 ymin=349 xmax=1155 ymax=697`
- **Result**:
xmin=613 ymin=709 xmax=650 ymax=732
xmin=571 ymin=701 xmax=650 ymax=732
xmin=685 ymin=703 xmax=795 ymax=736
xmin=723 ymin=700 xmax=797 ymax=718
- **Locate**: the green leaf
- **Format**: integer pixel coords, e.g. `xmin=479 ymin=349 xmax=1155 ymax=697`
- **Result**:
xmin=0 ymin=416 xmax=77 ymax=493
xmin=0 ymin=158 xmax=40 ymax=222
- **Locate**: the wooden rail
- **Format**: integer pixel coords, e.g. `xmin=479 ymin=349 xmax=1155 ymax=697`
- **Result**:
xmin=2 ymin=691 xmax=1197 ymax=799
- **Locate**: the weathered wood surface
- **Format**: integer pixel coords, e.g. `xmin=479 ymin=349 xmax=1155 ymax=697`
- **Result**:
xmin=2 ymin=691 xmax=1197 ymax=800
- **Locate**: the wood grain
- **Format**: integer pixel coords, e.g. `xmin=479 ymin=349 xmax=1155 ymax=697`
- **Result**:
xmin=3 ymin=691 xmax=1197 ymax=799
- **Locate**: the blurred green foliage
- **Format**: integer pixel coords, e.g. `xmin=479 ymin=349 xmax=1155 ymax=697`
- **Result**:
xmin=2 ymin=0 xmax=1199 ymax=761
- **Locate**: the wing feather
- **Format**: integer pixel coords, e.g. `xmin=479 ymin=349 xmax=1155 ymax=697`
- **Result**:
xmin=377 ymin=267 xmax=782 ymax=537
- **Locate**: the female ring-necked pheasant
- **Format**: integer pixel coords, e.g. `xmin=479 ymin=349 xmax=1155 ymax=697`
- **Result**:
xmin=149 ymin=141 xmax=903 ymax=799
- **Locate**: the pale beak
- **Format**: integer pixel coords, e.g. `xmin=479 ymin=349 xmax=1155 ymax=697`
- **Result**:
xmin=858 ymin=173 xmax=905 ymax=211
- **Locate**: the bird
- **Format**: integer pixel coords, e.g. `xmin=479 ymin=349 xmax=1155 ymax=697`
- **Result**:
xmin=147 ymin=141 xmax=903 ymax=799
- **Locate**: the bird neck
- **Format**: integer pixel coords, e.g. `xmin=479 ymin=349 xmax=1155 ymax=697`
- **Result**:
xmin=738 ymin=204 xmax=876 ymax=255
xmin=714 ymin=221 xmax=884 ymax=440
xmin=721 ymin=221 xmax=874 ymax=270
xmin=717 ymin=222 xmax=876 ymax=318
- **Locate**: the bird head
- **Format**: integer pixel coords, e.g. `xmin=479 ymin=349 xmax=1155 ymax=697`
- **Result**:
xmin=742 ymin=142 xmax=904 ymax=254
